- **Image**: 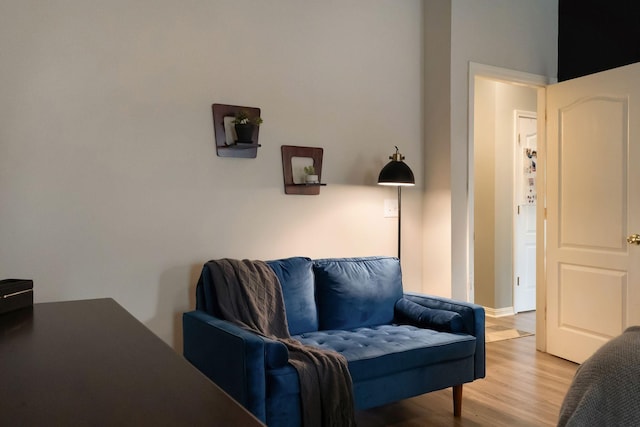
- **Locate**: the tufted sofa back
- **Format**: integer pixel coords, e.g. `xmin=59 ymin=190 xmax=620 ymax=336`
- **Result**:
xmin=267 ymin=256 xmax=403 ymax=335
xmin=313 ymin=257 xmax=403 ymax=330
xmin=266 ymin=257 xmax=318 ymax=335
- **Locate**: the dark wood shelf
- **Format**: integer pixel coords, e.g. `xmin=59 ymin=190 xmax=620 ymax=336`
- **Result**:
xmin=281 ymin=145 xmax=324 ymax=195
xmin=212 ymin=104 xmax=261 ymax=158
xmin=220 ymin=142 xmax=262 ymax=150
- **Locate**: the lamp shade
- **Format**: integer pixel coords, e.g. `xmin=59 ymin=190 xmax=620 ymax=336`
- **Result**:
xmin=378 ymin=147 xmax=415 ymax=186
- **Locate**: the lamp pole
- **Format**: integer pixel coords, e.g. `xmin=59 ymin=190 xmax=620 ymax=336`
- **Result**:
xmin=377 ymin=146 xmax=415 ymax=261
xmin=397 ymin=186 xmax=402 ymax=259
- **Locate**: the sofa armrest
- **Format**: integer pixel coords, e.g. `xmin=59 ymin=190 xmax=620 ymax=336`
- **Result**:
xmin=182 ymin=310 xmax=289 ymax=422
xmin=403 ymin=292 xmax=486 ymax=379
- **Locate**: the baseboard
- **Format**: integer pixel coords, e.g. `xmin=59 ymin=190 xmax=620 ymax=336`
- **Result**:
xmin=483 ymin=306 xmax=515 ymax=318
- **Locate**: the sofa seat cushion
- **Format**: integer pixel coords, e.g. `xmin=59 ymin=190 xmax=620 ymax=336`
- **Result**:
xmin=293 ymin=325 xmax=476 ymax=382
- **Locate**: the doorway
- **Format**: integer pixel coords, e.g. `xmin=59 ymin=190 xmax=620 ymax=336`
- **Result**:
xmin=514 ymin=112 xmax=537 ymax=313
xmin=467 ymin=63 xmax=550 ymax=330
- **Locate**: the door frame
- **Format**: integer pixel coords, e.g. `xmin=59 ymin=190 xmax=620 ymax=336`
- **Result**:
xmin=467 ymin=62 xmax=554 ymax=351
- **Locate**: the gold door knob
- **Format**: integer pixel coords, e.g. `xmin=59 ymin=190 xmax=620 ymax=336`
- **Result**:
xmin=627 ymin=234 xmax=640 ymax=245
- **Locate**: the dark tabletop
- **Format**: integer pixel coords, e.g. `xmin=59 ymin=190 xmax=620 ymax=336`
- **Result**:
xmin=0 ymin=298 xmax=264 ymax=426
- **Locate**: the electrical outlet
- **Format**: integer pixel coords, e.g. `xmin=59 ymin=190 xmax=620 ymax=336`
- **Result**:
xmin=384 ymin=199 xmax=398 ymax=218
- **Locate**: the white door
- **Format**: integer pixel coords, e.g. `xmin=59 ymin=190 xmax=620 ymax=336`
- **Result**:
xmin=546 ymin=62 xmax=640 ymax=364
xmin=514 ymin=113 xmax=537 ymax=313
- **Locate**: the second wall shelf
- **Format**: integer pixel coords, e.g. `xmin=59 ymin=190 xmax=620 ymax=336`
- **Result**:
xmin=281 ymin=145 xmax=325 ymax=195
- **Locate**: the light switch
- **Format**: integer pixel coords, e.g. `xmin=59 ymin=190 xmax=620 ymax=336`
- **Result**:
xmin=384 ymin=199 xmax=398 ymax=218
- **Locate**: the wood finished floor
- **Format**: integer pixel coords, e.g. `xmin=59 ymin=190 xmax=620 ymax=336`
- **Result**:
xmin=355 ymin=312 xmax=579 ymax=427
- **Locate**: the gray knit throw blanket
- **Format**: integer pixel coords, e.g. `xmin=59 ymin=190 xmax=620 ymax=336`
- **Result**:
xmin=558 ymin=326 xmax=640 ymax=426
xmin=199 ymin=259 xmax=356 ymax=427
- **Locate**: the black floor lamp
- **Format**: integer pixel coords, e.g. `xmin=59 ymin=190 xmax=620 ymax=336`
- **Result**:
xmin=378 ymin=146 xmax=415 ymax=259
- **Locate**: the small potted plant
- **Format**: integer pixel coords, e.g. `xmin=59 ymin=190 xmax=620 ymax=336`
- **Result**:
xmin=304 ymin=165 xmax=319 ymax=184
xmin=232 ymin=110 xmax=263 ymax=143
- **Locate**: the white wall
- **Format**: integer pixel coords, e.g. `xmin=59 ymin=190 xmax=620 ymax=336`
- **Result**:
xmin=423 ymin=0 xmax=558 ymax=299
xmin=473 ymin=78 xmax=496 ymax=307
xmin=423 ymin=0 xmax=452 ymax=297
xmin=0 ymin=0 xmax=424 ymax=348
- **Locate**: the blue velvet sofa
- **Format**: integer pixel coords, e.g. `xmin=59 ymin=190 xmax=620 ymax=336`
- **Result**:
xmin=183 ymin=256 xmax=485 ymax=426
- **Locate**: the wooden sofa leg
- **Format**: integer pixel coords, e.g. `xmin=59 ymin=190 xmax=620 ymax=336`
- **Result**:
xmin=453 ymin=384 xmax=463 ymax=417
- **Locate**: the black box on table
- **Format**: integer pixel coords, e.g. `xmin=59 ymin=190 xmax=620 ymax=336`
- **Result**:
xmin=0 ymin=279 xmax=33 ymax=314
